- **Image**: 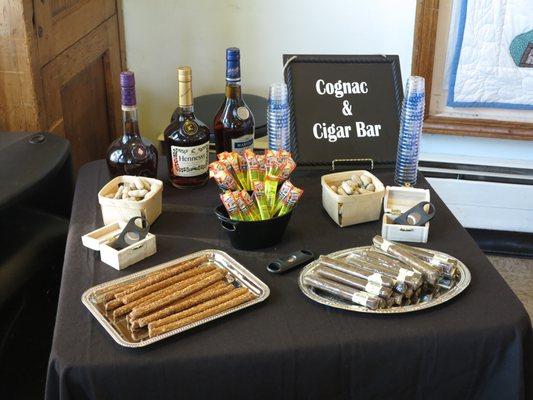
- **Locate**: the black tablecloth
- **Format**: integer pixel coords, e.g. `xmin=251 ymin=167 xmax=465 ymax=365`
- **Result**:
xmin=46 ymin=160 xmax=532 ymax=400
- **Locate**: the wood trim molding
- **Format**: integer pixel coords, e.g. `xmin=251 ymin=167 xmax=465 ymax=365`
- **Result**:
xmin=411 ymin=0 xmax=533 ymax=140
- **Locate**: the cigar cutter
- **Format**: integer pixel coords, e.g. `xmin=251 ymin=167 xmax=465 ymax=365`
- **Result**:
xmin=108 ymin=216 xmax=150 ymax=250
xmin=393 ymin=201 xmax=435 ymax=226
xmin=267 ymin=250 xmax=316 ymax=274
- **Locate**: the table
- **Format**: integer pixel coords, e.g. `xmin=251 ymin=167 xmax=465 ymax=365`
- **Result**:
xmin=46 ymin=160 xmax=532 ymax=400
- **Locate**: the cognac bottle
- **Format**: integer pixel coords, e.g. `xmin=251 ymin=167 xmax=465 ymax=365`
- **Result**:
xmin=213 ymin=47 xmax=255 ymax=154
xmin=106 ymin=71 xmax=158 ymax=178
xmin=164 ymin=66 xmax=210 ymax=188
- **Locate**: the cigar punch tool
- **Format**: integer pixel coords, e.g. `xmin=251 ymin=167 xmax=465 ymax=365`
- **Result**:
xmin=109 ymin=216 xmax=150 ymax=250
xmin=267 ymin=250 xmax=316 ymax=274
xmin=393 ymin=201 xmax=435 ymax=226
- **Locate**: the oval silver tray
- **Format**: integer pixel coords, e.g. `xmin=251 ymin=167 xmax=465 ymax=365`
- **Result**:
xmin=298 ymin=246 xmax=471 ymax=314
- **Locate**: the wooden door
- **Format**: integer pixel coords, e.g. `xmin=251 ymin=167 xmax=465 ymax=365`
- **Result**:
xmin=34 ymin=0 xmax=122 ymax=171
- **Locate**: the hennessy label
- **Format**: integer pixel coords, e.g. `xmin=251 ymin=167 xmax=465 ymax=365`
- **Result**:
xmin=231 ymin=133 xmax=254 ymax=153
xmin=171 ymin=142 xmax=209 ymax=177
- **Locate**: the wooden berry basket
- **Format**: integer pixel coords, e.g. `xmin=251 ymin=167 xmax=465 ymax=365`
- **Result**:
xmin=98 ymin=175 xmax=163 ymax=225
xmin=321 ymin=170 xmax=385 ymax=227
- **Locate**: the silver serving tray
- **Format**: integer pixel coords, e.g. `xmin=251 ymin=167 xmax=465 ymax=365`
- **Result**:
xmin=299 ymin=246 xmax=471 ymax=314
xmin=82 ymin=249 xmax=270 ymax=348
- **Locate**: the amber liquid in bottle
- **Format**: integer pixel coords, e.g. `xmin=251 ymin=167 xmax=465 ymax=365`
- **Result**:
xmin=107 ymin=71 xmax=158 ymax=178
xmin=164 ymin=67 xmax=210 ymax=188
xmin=214 ymin=47 xmax=255 ymax=154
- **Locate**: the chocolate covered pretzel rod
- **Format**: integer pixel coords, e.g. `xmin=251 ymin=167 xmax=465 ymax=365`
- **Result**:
xmin=130 ymin=271 xmax=226 ymax=319
xmin=113 ymin=270 xmax=221 ymax=319
xmin=315 ymin=266 xmax=392 ymax=299
xmin=318 ymin=256 xmax=395 ymax=288
xmin=119 ymin=264 xmax=216 ymax=304
xmin=303 ymin=274 xmax=382 ymax=310
xmin=372 ymin=236 xmax=440 ymax=285
xmin=131 ymin=281 xmax=233 ymax=329
xmin=96 ymin=282 xmax=137 ymax=303
xmin=148 ymin=290 xmax=255 ymax=338
xmin=104 ymin=298 xmax=123 ymax=311
xmin=114 ymin=255 xmax=209 ymax=299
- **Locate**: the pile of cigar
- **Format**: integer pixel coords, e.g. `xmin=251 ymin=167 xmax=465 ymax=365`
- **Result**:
xmin=303 ymin=235 xmax=458 ymax=310
xmin=209 ymin=150 xmax=303 ymax=221
xmin=102 ymin=177 xmax=157 ymax=202
xmin=96 ymin=255 xmax=256 ymax=339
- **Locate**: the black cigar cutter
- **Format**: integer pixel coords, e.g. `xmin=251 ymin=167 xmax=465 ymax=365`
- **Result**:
xmin=109 ymin=216 xmax=150 ymax=250
xmin=267 ymin=250 xmax=316 ymax=274
xmin=393 ymin=201 xmax=435 ymax=226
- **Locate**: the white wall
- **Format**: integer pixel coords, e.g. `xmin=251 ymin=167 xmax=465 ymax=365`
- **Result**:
xmin=121 ymin=0 xmax=533 ymax=169
xmin=121 ymin=0 xmax=418 ymax=143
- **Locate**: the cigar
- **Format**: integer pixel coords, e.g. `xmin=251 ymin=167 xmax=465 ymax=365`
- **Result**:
xmin=114 ymin=255 xmax=209 ymax=299
xmin=343 ymin=254 xmax=407 ymax=293
xmin=315 ymin=266 xmax=392 ymax=299
xmin=351 ymin=250 xmax=423 ymax=289
xmin=393 ymin=243 xmax=457 ymax=277
xmin=303 ymin=274 xmax=382 ymax=310
xmin=318 ymin=256 xmax=395 ymax=288
xmin=119 ymin=264 xmax=216 ymax=304
xmin=131 ymin=281 xmax=233 ymax=329
xmin=148 ymin=291 xmax=255 ymax=338
xmin=130 ymin=271 xmax=225 ymax=319
xmin=372 ymin=236 xmax=440 ymax=285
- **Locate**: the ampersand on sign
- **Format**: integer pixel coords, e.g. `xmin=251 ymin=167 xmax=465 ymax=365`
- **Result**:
xmin=342 ymin=100 xmax=353 ymax=116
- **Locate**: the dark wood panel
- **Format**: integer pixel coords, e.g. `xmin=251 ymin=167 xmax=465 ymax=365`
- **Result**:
xmin=61 ymin=56 xmax=112 ymax=172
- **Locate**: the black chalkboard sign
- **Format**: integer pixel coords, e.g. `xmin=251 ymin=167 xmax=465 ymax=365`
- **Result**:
xmin=283 ymin=55 xmax=403 ymax=167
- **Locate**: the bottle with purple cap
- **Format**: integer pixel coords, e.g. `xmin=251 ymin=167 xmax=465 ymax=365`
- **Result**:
xmin=213 ymin=47 xmax=255 ymax=154
xmin=106 ymin=71 xmax=158 ymax=178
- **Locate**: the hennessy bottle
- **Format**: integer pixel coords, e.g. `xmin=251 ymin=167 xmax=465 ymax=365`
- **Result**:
xmin=164 ymin=66 xmax=210 ymax=188
xmin=106 ymin=71 xmax=158 ymax=178
xmin=214 ymin=47 xmax=255 ymax=154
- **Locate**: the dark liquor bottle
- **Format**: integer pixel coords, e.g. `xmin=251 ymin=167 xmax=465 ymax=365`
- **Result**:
xmin=214 ymin=47 xmax=255 ymax=154
xmin=164 ymin=66 xmax=210 ymax=188
xmin=106 ymin=71 xmax=158 ymax=178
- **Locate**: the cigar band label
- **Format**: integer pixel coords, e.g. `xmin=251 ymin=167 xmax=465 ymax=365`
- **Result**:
xmin=170 ymin=142 xmax=209 ymax=177
xmin=351 ymin=291 xmax=370 ymax=304
xmin=368 ymin=273 xmax=383 ymax=285
xmin=364 ymin=283 xmax=382 ymax=296
xmin=397 ymin=268 xmax=413 ymax=282
xmin=380 ymin=240 xmax=392 ymax=252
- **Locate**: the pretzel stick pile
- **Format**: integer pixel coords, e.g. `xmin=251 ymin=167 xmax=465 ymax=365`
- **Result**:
xmin=96 ymin=255 xmax=256 ymax=338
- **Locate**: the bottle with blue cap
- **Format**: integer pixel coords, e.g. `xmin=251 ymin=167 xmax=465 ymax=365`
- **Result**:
xmin=214 ymin=47 xmax=255 ymax=154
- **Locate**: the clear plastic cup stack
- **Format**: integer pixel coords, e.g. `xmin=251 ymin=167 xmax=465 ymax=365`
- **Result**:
xmin=267 ymin=82 xmax=291 ymax=152
xmin=394 ymin=76 xmax=425 ymax=186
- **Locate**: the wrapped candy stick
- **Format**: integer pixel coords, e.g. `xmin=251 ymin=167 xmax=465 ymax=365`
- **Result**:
xmin=220 ymin=191 xmax=243 ymax=221
xmin=252 ymin=181 xmax=270 ymax=220
xmin=234 ymin=191 xmax=256 ymax=221
xmin=280 ymin=157 xmax=296 ymax=181
xmin=256 ymin=154 xmax=266 ymax=181
xmin=243 ymin=149 xmax=260 ymax=186
xmin=278 ymin=187 xmax=303 ymax=216
xmin=219 ymin=152 xmax=248 ymax=190
xmin=272 ymin=180 xmax=294 ymax=215
xmin=264 ymin=150 xmax=285 ymax=210
xmin=237 ymin=153 xmax=250 ymax=190
xmin=239 ymin=190 xmax=260 ymax=221
xmin=209 ymin=161 xmax=239 ymax=191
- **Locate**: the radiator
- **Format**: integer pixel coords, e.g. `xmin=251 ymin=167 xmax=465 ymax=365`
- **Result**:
xmin=419 ymin=162 xmax=533 ymax=233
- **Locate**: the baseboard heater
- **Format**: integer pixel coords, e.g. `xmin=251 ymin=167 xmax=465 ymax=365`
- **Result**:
xmin=419 ymin=161 xmax=533 ymax=256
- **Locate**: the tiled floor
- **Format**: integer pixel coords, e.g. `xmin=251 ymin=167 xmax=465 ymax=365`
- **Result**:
xmin=489 ymin=255 xmax=533 ymax=324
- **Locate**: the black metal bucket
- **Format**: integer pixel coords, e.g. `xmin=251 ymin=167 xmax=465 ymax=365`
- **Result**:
xmin=214 ymin=205 xmax=293 ymax=250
